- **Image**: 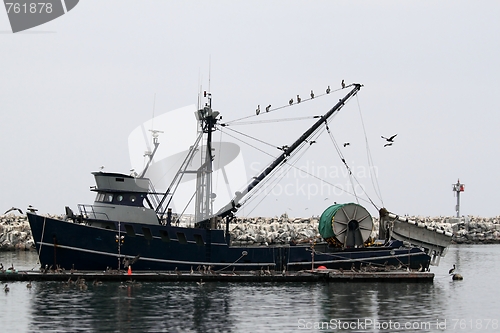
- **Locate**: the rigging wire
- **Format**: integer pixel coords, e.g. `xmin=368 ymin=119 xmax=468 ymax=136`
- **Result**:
xmin=356 ymin=95 xmax=384 ymax=206
xmin=222 ymin=115 xmax=320 ymax=127
xmin=223 ymin=86 xmax=346 ymax=125
xmin=214 ymin=127 xmax=224 ymax=196
xmin=324 ymin=119 xmax=380 ymax=211
xmin=324 ymin=122 xmax=359 ymax=204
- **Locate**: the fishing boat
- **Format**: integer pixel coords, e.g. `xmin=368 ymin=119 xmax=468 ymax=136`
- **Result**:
xmin=27 ymin=83 xmax=452 ymax=272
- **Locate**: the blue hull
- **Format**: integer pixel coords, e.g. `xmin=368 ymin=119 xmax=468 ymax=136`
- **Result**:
xmin=27 ymin=213 xmax=431 ymax=272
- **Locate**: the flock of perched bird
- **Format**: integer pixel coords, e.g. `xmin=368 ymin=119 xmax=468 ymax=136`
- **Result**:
xmin=252 ymin=80 xmax=399 ymax=149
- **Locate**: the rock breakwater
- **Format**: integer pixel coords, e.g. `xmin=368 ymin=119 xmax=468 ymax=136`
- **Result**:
xmin=1 ymin=213 xmax=499 ymax=251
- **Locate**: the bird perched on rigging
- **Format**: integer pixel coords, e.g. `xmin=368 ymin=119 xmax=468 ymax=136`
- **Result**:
xmin=265 ymin=104 xmax=271 ymax=112
xmin=297 ymin=95 xmax=301 ymax=103
xmin=4 ymin=207 xmax=23 ymax=214
xmin=326 ymin=86 xmax=331 ymax=94
xmin=289 ymin=98 xmax=293 ymax=105
xmin=310 ymin=90 xmax=314 ymax=99
xmin=449 ymin=264 xmax=456 ymax=275
xmin=343 ymin=142 xmax=350 ymax=147
xmin=256 ymin=105 xmax=260 ymax=115
xmin=341 ymin=79 xmax=345 ymax=89
xmin=309 ymin=140 xmax=316 ymax=145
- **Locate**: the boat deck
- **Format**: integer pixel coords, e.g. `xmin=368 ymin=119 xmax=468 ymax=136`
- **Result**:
xmin=0 ymin=269 xmax=434 ymax=283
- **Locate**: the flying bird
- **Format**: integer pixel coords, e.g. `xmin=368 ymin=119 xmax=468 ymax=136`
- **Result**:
xmin=384 ymin=143 xmax=393 ymax=148
xmin=381 ymin=134 xmax=397 ymax=142
xmin=256 ymin=105 xmax=260 ymax=115
xmin=341 ymin=79 xmax=345 ymax=88
xmin=343 ymin=142 xmax=350 ymax=147
xmin=326 ymin=86 xmax=331 ymax=94
xmin=310 ymin=90 xmax=314 ymax=99
xmin=4 ymin=207 xmax=23 ymax=214
xmin=297 ymin=95 xmax=301 ymax=103
xmin=289 ymin=98 xmax=293 ymax=105
xmin=265 ymin=104 xmax=271 ymax=112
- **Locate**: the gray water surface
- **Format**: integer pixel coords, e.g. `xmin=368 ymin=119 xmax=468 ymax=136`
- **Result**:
xmin=0 ymin=245 xmax=498 ymax=332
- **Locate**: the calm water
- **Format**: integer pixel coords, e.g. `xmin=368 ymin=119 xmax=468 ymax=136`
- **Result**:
xmin=0 ymin=245 xmax=499 ymax=332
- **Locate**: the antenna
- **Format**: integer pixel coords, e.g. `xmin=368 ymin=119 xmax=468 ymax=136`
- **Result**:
xmin=208 ymin=55 xmax=211 ymax=92
xmin=151 ymin=93 xmax=156 ymax=130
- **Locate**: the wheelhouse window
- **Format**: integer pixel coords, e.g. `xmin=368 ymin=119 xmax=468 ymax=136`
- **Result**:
xmin=95 ymin=191 xmax=146 ymax=207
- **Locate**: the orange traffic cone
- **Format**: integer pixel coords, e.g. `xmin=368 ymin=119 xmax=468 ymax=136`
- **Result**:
xmin=127 ymin=265 xmax=132 ymax=276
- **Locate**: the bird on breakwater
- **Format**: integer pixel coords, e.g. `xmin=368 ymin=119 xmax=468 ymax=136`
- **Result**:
xmin=4 ymin=207 xmax=23 ymax=214
xmin=256 ymin=105 xmax=260 ymax=115
xmin=449 ymin=264 xmax=456 ymax=275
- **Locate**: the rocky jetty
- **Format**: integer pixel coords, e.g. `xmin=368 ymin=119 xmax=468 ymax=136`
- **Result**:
xmin=1 ymin=213 xmax=499 ymax=251
xmin=0 ymin=214 xmax=35 ymax=251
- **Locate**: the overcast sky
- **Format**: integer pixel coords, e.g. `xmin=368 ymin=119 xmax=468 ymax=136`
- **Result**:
xmin=1 ymin=1 xmax=499 ymax=219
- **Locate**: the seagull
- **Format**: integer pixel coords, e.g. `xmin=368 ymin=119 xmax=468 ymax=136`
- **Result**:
xmin=297 ymin=95 xmax=301 ymax=103
xmin=289 ymin=98 xmax=293 ymax=105
xmin=256 ymin=105 xmax=260 ymax=115
xmin=197 ymin=279 xmax=205 ymax=286
xmin=265 ymin=104 xmax=271 ymax=112
xmin=4 ymin=207 xmax=23 ymax=214
xmin=449 ymin=264 xmax=456 ymax=275
xmin=27 ymin=205 xmax=38 ymax=213
xmin=310 ymin=90 xmax=314 ymax=99
xmin=326 ymin=86 xmax=331 ymax=94
xmin=343 ymin=142 xmax=350 ymax=147
xmin=341 ymin=79 xmax=345 ymax=88
xmin=26 ymin=281 xmax=32 ymax=289
xmin=381 ymin=134 xmax=397 ymax=142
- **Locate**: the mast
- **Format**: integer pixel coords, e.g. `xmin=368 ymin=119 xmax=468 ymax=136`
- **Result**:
xmin=216 ymin=83 xmax=363 ymax=219
xmin=194 ymin=92 xmax=220 ymax=223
